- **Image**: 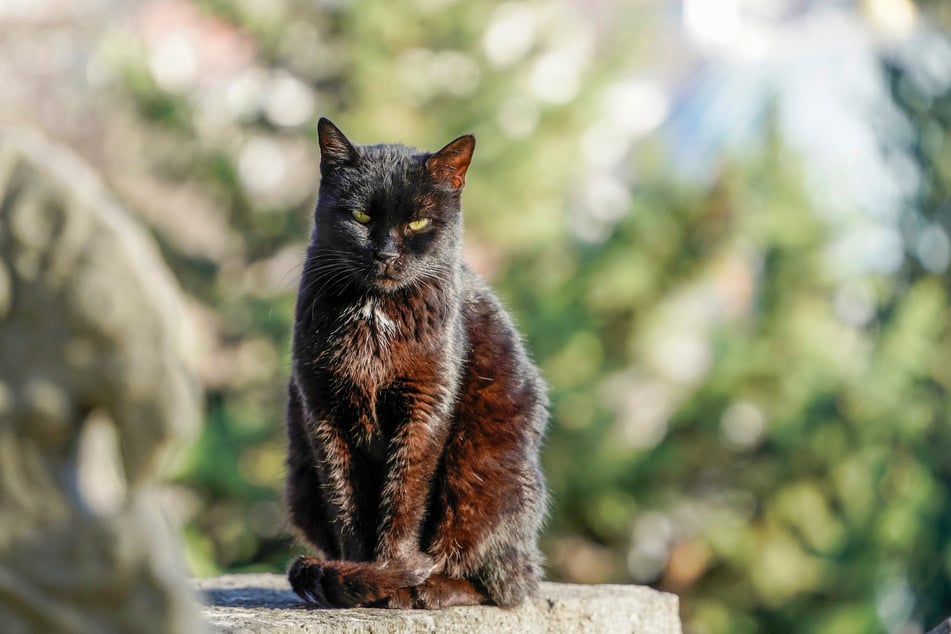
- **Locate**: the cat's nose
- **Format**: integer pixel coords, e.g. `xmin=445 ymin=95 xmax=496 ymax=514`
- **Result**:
xmin=374 ymin=248 xmax=399 ymax=263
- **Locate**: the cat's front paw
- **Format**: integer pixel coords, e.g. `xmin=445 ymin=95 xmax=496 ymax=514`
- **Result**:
xmin=402 ymin=551 xmax=437 ymax=584
xmin=382 ymin=550 xmax=436 ymax=586
xmin=384 ymin=587 xmax=417 ymax=609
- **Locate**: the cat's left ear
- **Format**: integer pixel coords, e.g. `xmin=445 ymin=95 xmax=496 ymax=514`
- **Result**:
xmin=426 ymin=135 xmax=475 ymax=190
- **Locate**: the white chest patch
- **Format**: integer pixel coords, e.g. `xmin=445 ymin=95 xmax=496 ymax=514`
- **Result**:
xmin=323 ymin=299 xmax=399 ymax=381
xmin=331 ymin=299 xmax=398 ymax=346
xmin=357 ymin=299 xmax=397 ymax=338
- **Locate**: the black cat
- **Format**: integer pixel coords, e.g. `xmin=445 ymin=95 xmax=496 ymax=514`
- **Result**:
xmin=285 ymin=118 xmax=548 ymax=609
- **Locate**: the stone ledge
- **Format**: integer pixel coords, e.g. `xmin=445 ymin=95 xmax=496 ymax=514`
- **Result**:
xmin=196 ymin=573 xmax=682 ymax=634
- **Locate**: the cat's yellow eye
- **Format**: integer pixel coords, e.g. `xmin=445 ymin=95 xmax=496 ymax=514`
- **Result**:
xmin=407 ymin=218 xmax=431 ymax=232
xmin=352 ymin=209 xmax=371 ymax=224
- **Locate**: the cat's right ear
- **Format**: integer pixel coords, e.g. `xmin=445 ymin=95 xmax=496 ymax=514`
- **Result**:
xmin=317 ymin=118 xmax=358 ymax=170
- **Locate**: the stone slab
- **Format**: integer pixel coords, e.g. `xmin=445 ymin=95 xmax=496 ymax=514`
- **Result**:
xmin=196 ymin=573 xmax=682 ymax=634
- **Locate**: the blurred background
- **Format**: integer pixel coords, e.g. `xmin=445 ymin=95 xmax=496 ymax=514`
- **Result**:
xmin=2 ymin=0 xmax=949 ymax=631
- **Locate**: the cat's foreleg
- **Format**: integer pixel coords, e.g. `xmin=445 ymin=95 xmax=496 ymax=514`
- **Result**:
xmin=374 ymin=385 xmax=451 ymax=572
xmin=309 ymin=416 xmax=371 ymax=559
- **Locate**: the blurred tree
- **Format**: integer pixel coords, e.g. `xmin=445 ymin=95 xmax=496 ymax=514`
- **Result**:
xmin=511 ymin=46 xmax=951 ymax=634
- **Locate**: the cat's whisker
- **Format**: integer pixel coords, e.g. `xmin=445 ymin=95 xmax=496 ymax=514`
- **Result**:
xmin=314 ymin=267 xmax=355 ymax=297
xmin=302 ymin=258 xmax=357 ymax=295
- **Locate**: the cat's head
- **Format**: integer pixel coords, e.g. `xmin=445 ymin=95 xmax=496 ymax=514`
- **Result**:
xmin=311 ymin=118 xmax=474 ymax=294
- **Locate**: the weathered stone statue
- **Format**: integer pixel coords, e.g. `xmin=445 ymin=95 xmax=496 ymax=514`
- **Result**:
xmin=0 ymin=125 xmax=203 ymax=633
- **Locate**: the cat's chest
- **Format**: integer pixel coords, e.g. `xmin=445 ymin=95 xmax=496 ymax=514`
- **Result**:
xmin=321 ymin=298 xmax=406 ymax=380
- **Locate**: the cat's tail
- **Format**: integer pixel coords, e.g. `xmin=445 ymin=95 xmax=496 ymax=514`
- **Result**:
xmin=288 ymin=556 xmax=432 ymax=608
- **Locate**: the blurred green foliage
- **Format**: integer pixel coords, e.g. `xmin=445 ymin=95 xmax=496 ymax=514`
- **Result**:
xmin=101 ymin=1 xmax=951 ymax=632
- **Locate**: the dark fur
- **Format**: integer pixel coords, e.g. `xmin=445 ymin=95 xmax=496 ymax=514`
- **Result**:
xmin=285 ymin=119 xmax=548 ymax=609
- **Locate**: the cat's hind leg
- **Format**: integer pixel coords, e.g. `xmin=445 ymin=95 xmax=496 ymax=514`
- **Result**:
xmin=476 ymin=542 xmax=544 ymax=608
xmin=424 ymin=381 xmax=548 ymax=607
xmin=423 ymin=441 xmax=547 ymax=607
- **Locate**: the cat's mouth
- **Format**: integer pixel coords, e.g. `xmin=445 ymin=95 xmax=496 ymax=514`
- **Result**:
xmin=371 ymin=266 xmax=404 ymax=290
xmin=373 ymin=278 xmax=405 ymax=294
xmin=365 ymin=257 xmax=411 ymax=291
